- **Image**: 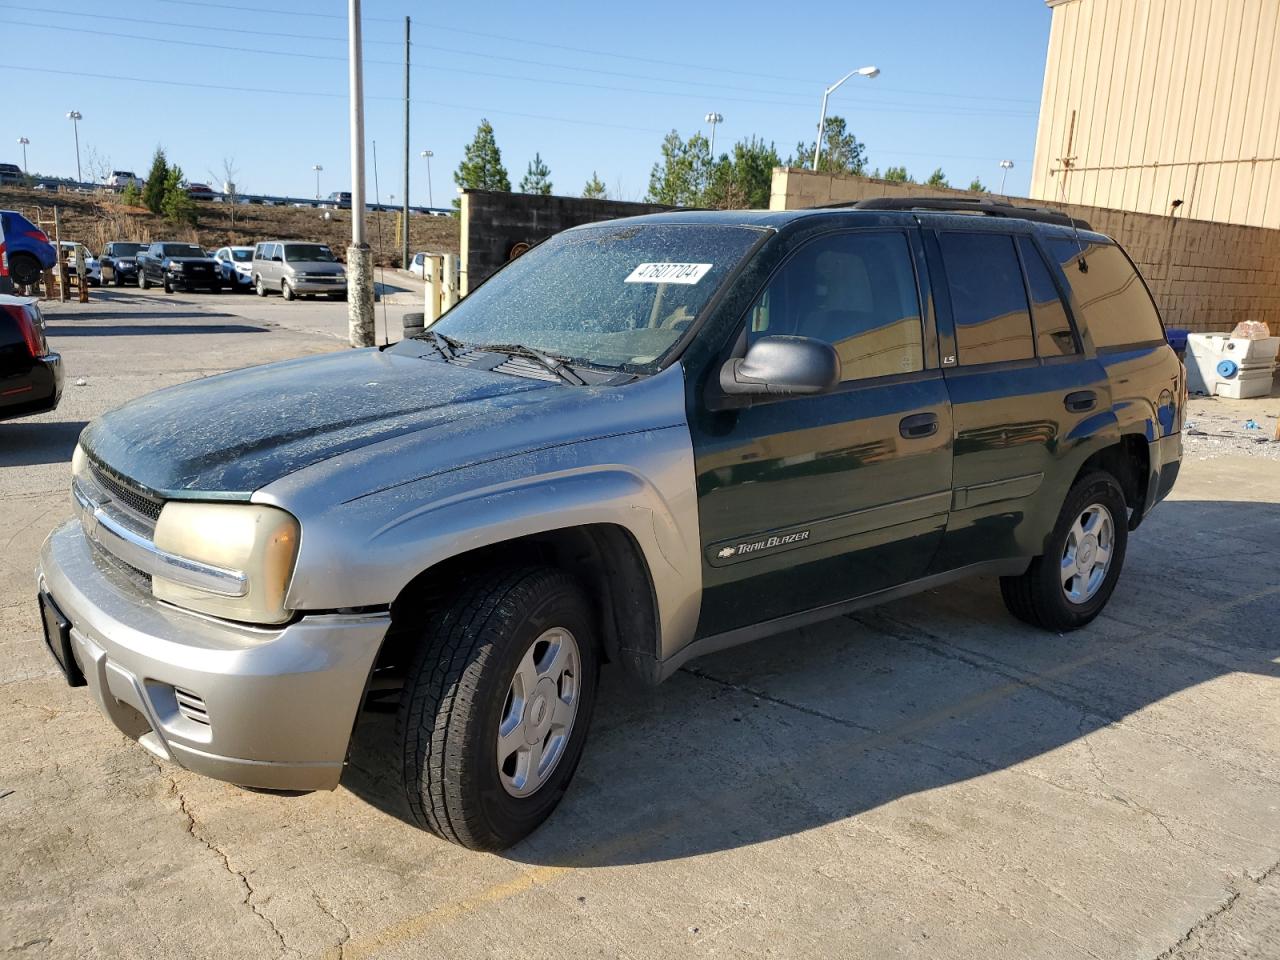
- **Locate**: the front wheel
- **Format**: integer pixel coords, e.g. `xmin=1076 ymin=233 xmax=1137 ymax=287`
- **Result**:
xmin=281 ymin=279 xmax=296 ymax=301
xmin=396 ymin=567 xmax=599 ymax=850
xmin=163 ymin=276 xmax=173 ymax=294
xmin=255 ymin=276 xmax=267 ymax=297
xmin=1000 ymin=471 xmax=1129 ymax=632
xmin=138 ymin=271 xmax=150 ymax=290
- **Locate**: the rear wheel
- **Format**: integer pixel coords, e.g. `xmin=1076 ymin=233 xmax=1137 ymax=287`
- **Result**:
xmin=10 ymin=253 xmax=42 ymax=286
xmin=396 ymin=567 xmax=599 ymax=850
xmin=1000 ymin=471 xmax=1129 ymax=632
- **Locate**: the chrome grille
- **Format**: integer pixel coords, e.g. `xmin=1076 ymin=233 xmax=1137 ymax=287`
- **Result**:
xmin=174 ymin=688 xmax=210 ymax=726
xmin=89 ymin=459 xmax=164 ymax=521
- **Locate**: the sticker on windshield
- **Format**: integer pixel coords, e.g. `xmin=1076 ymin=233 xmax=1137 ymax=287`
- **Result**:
xmin=624 ymin=262 xmax=713 ymax=285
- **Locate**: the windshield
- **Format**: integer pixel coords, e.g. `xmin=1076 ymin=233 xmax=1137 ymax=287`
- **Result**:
xmin=161 ymin=244 xmax=204 ymax=257
xmin=112 ymin=243 xmax=145 ymax=256
xmin=429 ymin=222 xmax=764 ymax=370
xmin=284 ymin=243 xmax=335 ymax=262
xmin=231 ymin=248 xmax=253 ymax=262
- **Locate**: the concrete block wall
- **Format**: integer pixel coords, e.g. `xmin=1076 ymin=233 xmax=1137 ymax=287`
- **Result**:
xmin=460 ymin=190 xmax=672 ymax=294
xmin=770 ymin=168 xmax=1280 ymax=334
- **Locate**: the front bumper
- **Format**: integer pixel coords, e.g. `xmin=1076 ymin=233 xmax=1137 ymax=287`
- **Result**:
xmin=291 ymin=276 xmax=348 ymax=294
xmin=37 ymin=520 xmax=389 ymax=791
xmin=168 ymin=271 xmax=221 ymax=290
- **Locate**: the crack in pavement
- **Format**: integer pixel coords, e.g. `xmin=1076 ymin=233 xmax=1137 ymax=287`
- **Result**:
xmin=680 ymin=664 xmax=882 ymax=735
xmin=311 ymin=891 xmax=352 ymax=960
xmin=1153 ymin=860 xmax=1280 ymax=959
xmin=154 ymin=765 xmax=295 ymax=958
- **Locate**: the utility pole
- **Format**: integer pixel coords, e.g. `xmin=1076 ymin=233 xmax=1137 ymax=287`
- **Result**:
xmin=420 ymin=150 xmax=434 ymax=207
xmin=313 ymin=163 xmax=323 ymax=201
xmin=704 ymin=112 xmax=723 ymax=159
xmin=998 ymin=159 xmax=1014 ymax=195
xmin=347 ymin=0 xmax=374 ymax=347
xmin=812 ymin=66 xmax=878 ymax=170
xmin=66 ymin=111 xmax=82 ymax=183
xmin=401 ymin=15 xmax=411 ymax=270
xmin=17 ymin=137 xmax=29 ymax=173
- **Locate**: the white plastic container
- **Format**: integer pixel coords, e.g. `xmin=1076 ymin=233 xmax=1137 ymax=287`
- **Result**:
xmin=1184 ymin=333 xmax=1279 ymax=399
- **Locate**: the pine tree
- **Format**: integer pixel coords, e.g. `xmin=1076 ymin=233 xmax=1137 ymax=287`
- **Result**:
xmin=519 ymin=152 xmax=553 ymax=195
xmin=646 ymin=130 xmax=712 ymax=206
xmin=968 ymin=177 xmax=989 ymax=193
xmin=142 ymin=147 xmax=169 ymax=215
xmin=453 ymin=119 xmax=510 ymax=208
xmin=161 ymin=164 xmax=197 ymax=226
xmin=789 ymin=117 xmax=867 ymax=175
xmin=703 ymin=137 xmax=781 ymax=209
xmin=926 ymin=168 xmax=950 ymax=188
xmin=883 ymin=166 xmax=913 ymax=183
xmin=582 ymin=171 xmax=607 ymax=199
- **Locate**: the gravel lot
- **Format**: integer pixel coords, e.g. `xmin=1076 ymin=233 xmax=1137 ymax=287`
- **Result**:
xmin=3 ymin=296 xmax=1278 ymax=959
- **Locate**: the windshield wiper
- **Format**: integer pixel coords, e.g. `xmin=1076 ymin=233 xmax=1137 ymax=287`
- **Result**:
xmin=478 ymin=342 xmax=587 ymax=385
xmin=411 ymin=329 xmax=465 ymax=360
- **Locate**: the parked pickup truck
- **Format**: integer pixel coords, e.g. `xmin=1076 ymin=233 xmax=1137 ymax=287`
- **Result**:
xmin=136 ymin=242 xmax=222 ymax=293
xmin=99 ymin=242 xmax=147 ymax=286
xmin=37 ymin=198 xmax=1183 ymax=851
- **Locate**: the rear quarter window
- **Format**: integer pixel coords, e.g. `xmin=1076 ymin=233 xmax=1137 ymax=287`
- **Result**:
xmin=1045 ymin=239 xmax=1164 ymax=349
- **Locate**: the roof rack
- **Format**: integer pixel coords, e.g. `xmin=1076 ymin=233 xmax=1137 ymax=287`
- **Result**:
xmin=823 ymin=196 xmax=1092 ymax=231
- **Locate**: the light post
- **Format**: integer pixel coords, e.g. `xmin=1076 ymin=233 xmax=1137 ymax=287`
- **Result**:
xmin=312 ymin=163 xmax=323 ymax=201
xmin=704 ymin=112 xmax=723 ymax=159
xmin=66 ymin=111 xmax=82 ymax=183
xmin=998 ymin=159 xmax=1014 ymax=194
xmin=420 ymin=150 xmax=434 ymax=207
xmin=17 ymin=137 xmax=29 ymax=173
xmin=812 ymin=66 xmax=878 ymax=170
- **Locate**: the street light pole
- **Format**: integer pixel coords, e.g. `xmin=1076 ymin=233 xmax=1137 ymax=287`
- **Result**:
xmin=66 ymin=111 xmax=82 ymax=183
xmin=347 ymin=0 xmax=374 ymax=347
xmin=704 ymin=112 xmax=723 ymax=159
xmin=812 ymin=66 xmax=878 ymax=171
xmin=17 ymin=137 xmax=29 ymax=173
xmin=313 ymin=163 xmax=323 ymax=201
xmin=998 ymin=159 xmax=1014 ymax=195
xmin=420 ymin=150 xmax=434 ymax=208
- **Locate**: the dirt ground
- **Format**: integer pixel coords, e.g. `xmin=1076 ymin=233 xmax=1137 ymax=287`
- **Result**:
xmin=0 ymin=185 xmax=459 ymax=266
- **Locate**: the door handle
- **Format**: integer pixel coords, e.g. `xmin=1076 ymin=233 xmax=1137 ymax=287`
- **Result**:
xmin=1064 ymin=390 xmax=1097 ymax=413
xmin=899 ymin=412 xmax=939 ymax=439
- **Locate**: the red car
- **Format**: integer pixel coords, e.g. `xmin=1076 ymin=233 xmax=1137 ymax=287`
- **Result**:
xmin=1 ymin=296 xmax=62 ymax=420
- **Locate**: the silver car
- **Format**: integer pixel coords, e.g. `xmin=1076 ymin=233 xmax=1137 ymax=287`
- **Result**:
xmin=252 ymin=240 xmax=347 ymax=300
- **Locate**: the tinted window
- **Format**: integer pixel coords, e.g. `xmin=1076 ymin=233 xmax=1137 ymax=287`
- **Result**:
xmin=283 ymin=244 xmax=335 ymax=262
xmin=160 ymin=244 xmax=204 ymax=257
xmin=746 ymin=231 xmax=924 ymax=382
xmin=940 ymin=233 xmax=1034 ymax=365
xmin=1018 ymin=237 xmax=1078 ymax=356
xmin=1046 ymin=239 xmax=1164 ymax=348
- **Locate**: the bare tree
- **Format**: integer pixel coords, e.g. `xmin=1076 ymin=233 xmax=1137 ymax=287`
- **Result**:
xmin=84 ymin=145 xmax=112 ymax=189
xmin=209 ymin=156 xmax=242 ymax=226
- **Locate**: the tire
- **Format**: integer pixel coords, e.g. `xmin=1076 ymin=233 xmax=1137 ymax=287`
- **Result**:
xmin=397 ymin=567 xmax=600 ymax=850
xmin=10 ymin=253 xmax=42 ymax=286
xmin=1000 ymin=470 xmax=1129 ymax=632
xmin=255 ymin=275 xmax=267 ymax=297
xmin=281 ymin=279 xmax=296 ymax=301
xmin=113 ymin=272 xmax=124 ymax=288
xmin=163 ymin=276 xmax=173 ymax=294
xmin=138 ymin=271 xmax=150 ymax=290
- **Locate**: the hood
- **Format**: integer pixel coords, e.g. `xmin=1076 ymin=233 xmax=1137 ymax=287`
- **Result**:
xmin=80 ymin=349 xmax=555 ymax=498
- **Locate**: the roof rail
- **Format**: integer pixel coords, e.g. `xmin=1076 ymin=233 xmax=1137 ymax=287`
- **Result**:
xmin=823 ymin=196 xmax=1092 ymax=231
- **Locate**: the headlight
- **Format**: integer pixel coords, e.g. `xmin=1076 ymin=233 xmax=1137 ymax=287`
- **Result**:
xmin=235 ymin=263 xmax=251 ymax=275
xmin=153 ymin=502 xmax=300 ymax=624
xmin=168 ymin=262 xmax=184 ymax=271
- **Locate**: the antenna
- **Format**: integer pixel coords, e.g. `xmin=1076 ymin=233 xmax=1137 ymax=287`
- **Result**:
xmin=1054 ymin=110 xmax=1087 ymax=272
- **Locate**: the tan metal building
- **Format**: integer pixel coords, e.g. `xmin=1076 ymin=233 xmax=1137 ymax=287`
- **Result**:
xmin=1030 ymin=0 xmax=1280 ymax=228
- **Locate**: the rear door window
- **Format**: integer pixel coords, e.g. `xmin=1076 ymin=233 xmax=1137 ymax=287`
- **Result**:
xmin=1017 ymin=237 xmax=1078 ymax=357
xmin=1045 ymin=238 xmax=1164 ymax=348
xmin=939 ymin=233 xmax=1034 ymax=365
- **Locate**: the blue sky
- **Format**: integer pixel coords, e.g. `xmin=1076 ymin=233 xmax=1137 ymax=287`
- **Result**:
xmin=2 ymin=0 xmax=1051 ymax=204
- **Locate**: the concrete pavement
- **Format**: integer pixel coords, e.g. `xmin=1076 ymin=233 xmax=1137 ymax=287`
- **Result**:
xmin=2 ymin=295 xmax=1278 ymax=959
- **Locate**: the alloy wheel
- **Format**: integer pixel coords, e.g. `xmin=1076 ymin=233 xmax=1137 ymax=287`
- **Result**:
xmin=496 ymin=627 xmax=581 ymax=798
xmin=1061 ymin=503 xmax=1115 ymax=604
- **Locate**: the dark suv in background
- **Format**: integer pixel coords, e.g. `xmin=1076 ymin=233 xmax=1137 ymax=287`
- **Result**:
xmin=99 ymin=242 xmax=147 ymax=286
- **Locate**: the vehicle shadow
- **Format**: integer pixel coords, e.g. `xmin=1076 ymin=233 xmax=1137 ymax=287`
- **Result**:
xmin=0 ymin=420 xmax=88 ymax=466
xmin=342 ymin=499 xmax=1280 ymax=865
xmin=46 ymin=324 xmax=267 ymax=337
xmin=45 ymin=311 xmax=240 ymax=321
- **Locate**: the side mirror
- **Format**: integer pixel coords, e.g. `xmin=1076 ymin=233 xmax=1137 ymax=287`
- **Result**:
xmin=719 ymin=336 xmax=840 ymax=399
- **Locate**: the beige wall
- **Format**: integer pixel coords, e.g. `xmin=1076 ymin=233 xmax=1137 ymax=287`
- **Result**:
xmin=1030 ymin=0 xmax=1280 ymax=228
xmin=769 ymin=167 xmax=1280 ymax=333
